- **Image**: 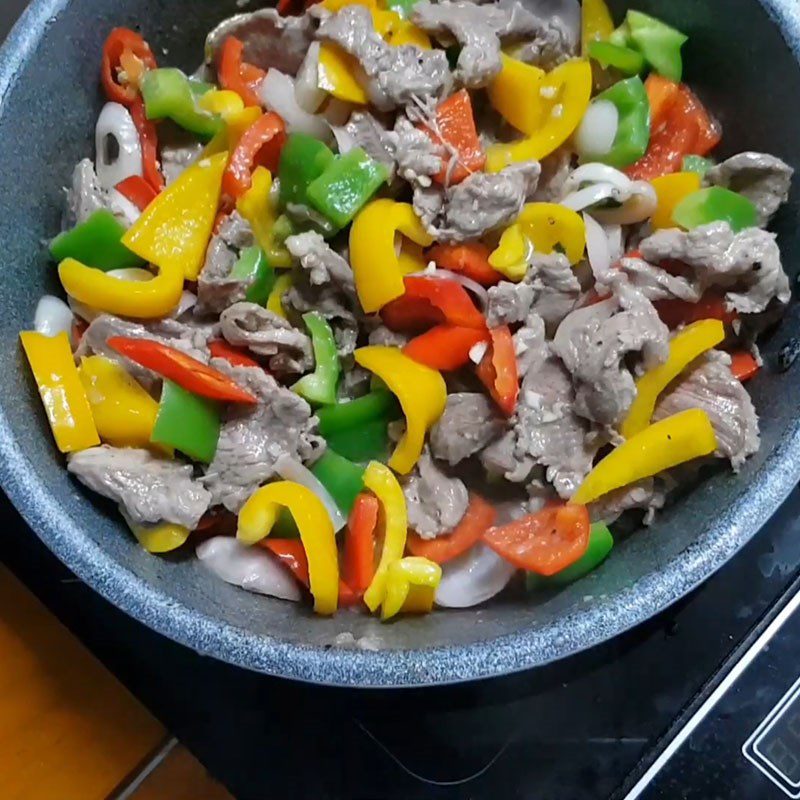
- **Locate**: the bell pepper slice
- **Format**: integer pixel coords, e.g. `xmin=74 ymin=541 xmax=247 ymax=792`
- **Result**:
xmin=654 ymin=289 xmax=738 ymax=330
xmin=350 ymin=199 xmax=435 ymax=313
xmin=50 ymin=209 xmax=145 ymax=271
xmin=107 ymin=337 xmax=258 ymax=405
xmin=126 ymin=519 xmax=190 ymax=554
xmin=406 ymin=493 xmax=496 ymax=564
xmin=130 ymin=99 xmax=165 ymax=193
xmin=487 ymin=55 xmax=546 ymax=138
xmin=403 ymin=324 xmax=488 ymax=371
xmin=307 ymin=148 xmax=390 ymax=230
xmin=484 ymin=502 xmax=590 ymax=576
xmin=229 ymin=245 xmax=276 ymax=306
xmin=427 ymin=242 xmax=503 ymax=286
xmin=101 ymin=28 xmax=157 ymax=106
xmin=572 ymin=408 xmax=717 ymax=505
xmin=209 ymin=340 xmax=261 ymax=369
xmin=20 ymin=331 xmax=100 ymax=454
xmin=343 ymin=492 xmax=379 ymax=594
xmin=236 ymin=167 xmax=292 ymax=269
xmin=729 ymin=351 xmax=760 ymax=383
xmin=223 ymin=113 xmax=287 ymax=199
xmin=486 ymin=60 xmax=592 ymax=170
xmin=650 ymin=171 xmax=702 ymax=229
xmin=588 ymin=41 xmax=645 ymax=75
xmin=198 ymin=89 xmax=246 ymax=120
xmin=384 ymin=0 xmax=417 ymax=16
xmin=238 ymin=481 xmax=339 ymax=615
xmin=292 ymin=312 xmax=341 ymax=405
xmin=620 ymin=319 xmax=725 ymax=439
xmin=122 ymin=151 xmax=228 ymax=281
xmin=115 ymin=175 xmax=158 ymax=212
xmin=311 ymin=450 xmax=365 ymax=516
xmin=399 ymin=276 xmax=486 ymax=330
xmin=526 ymin=522 xmax=613 ymax=589
xmin=682 ymin=155 xmax=715 ymax=178
xmin=278 ymin=133 xmax=336 ymax=210
xmin=318 ymin=45 xmax=369 ymax=105
xmin=354 ymin=346 xmax=447 ymax=475
xmin=267 ymin=272 xmax=293 ymax=318
xmin=581 ymin=0 xmax=615 ymax=55
xmin=151 ymin=380 xmax=221 ymax=463
xmin=590 ymin=76 xmax=651 ymax=168
xmin=672 ymin=187 xmax=758 ymax=234
xmin=475 ymin=325 xmax=519 ymax=416
xmin=218 ymin=36 xmax=268 ymax=109
xmin=381 ymin=556 xmax=441 ymax=620
xmin=626 ymin=10 xmax=688 ymax=82
xmin=78 ymin=355 xmax=164 ymax=451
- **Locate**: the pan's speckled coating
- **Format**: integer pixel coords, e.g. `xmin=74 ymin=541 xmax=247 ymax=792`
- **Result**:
xmin=0 ymin=0 xmax=798 ymax=687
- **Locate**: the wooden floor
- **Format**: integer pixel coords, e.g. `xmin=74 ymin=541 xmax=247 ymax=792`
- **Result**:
xmin=0 ymin=564 xmax=232 ymax=800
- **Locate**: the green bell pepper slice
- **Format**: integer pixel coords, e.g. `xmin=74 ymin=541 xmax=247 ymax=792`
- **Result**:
xmin=672 ymin=187 xmax=758 ymax=233
xmin=279 ymin=134 xmax=336 ymax=210
xmin=526 ymin=523 xmax=614 ymax=590
xmin=590 ymin=76 xmax=650 ymax=168
xmin=311 ymin=450 xmax=365 ymax=516
xmin=626 ymin=10 xmax=688 ymax=82
xmin=230 ymin=245 xmax=275 ymax=306
xmin=682 ymin=155 xmax=715 ymax=178
xmin=385 ymin=0 xmax=418 ymax=17
xmin=50 ymin=210 xmax=145 ymax=271
xmin=141 ymin=68 xmax=222 ymax=142
xmin=151 ymin=380 xmax=221 ymax=463
xmin=324 ymin=418 xmax=392 ymax=463
xmin=609 ymin=21 xmax=632 ymax=48
xmin=588 ymin=41 xmax=645 ymax=75
xmin=317 ymin=389 xmax=401 ymax=436
xmin=306 ymin=148 xmax=390 ymax=230
xmin=292 ymin=312 xmax=341 ymax=405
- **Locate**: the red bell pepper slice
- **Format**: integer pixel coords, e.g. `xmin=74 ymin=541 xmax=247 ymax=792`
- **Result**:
xmin=194 ymin=508 xmax=237 ymax=537
xmin=101 ymin=28 xmax=157 ymax=107
xmin=483 ymin=503 xmax=590 ymax=576
xmin=401 ymin=275 xmax=486 ymax=329
xmin=654 ymin=289 xmax=738 ymax=329
xmin=403 ymin=324 xmax=489 ymax=371
xmin=381 ymin=295 xmax=446 ymax=333
xmin=407 ymin=494 xmax=496 ymax=564
xmin=420 ymin=90 xmax=486 ymax=185
xmin=427 ymin=242 xmax=503 ymax=286
xmin=476 ymin=326 xmax=519 ymax=416
xmin=130 ymin=99 xmax=165 ymax=194
xmin=729 ymin=350 xmax=760 ymax=382
xmin=107 ymin=337 xmax=258 ymax=404
xmin=342 ymin=493 xmax=379 ymax=595
xmin=209 ymin=340 xmax=262 ymax=369
xmin=222 ymin=112 xmax=287 ymax=199
xmin=115 ymin=175 xmax=158 ymax=212
xmin=218 ymin=36 xmax=268 ymax=109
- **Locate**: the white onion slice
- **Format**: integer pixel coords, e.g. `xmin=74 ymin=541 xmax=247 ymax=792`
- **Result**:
xmin=34 ymin=295 xmax=73 ymax=337
xmin=331 ymin=125 xmax=356 ymax=155
xmin=175 ymin=290 xmax=198 ymax=318
xmin=320 ymin=98 xmax=354 ymax=126
xmin=107 ymin=189 xmax=141 ymax=227
xmin=197 ymin=537 xmax=302 ymax=602
xmin=583 ymin=212 xmax=612 ymax=281
xmin=435 ymin=543 xmax=517 ymax=608
xmin=294 ymin=42 xmax=327 ymax=113
xmin=591 ymin=181 xmax=658 ymax=225
xmin=259 ymin=70 xmax=331 ymax=141
xmin=574 ymin=100 xmax=619 ymax=161
xmin=604 ymin=223 xmax=624 ymax=263
xmin=469 ymin=341 xmax=488 ymax=364
xmin=407 ymin=269 xmax=488 ymax=310
xmin=567 ymin=162 xmax=633 ymax=192
xmin=274 ymin=454 xmax=346 ymax=532
xmin=560 ymin=181 xmax=619 ymax=212
xmin=95 ymin=102 xmax=143 ymax=191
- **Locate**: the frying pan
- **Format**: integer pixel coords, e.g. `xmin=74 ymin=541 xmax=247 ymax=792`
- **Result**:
xmin=0 ymin=0 xmax=798 ymax=687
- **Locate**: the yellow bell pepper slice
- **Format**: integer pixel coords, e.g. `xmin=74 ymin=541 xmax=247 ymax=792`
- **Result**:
xmin=350 ymin=199 xmax=435 ymax=313
xmin=486 ymin=60 xmax=592 ymax=170
xmin=122 ymin=152 xmax=228 ymax=281
xmin=361 ymin=461 xmax=408 ymax=612
xmin=620 ymin=320 xmax=725 ymax=439
xmin=572 ymin=409 xmax=718 ymax=506
xmin=581 ymin=0 xmax=615 ymax=55
xmin=488 ymin=223 xmax=533 ymax=281
xmin=396 ymin=241 xmax=428 ymax=275
xmin=381 ymin=556 xmax=441 ymax=620
xmin=319 ymin=0 xmax=378 ymax=11
xmin=388 ymin=22 xmax=432 ymax=49
xmin=78 ymin=355 xmax=168 ymax=453
xmin=354 ymin=346 xmax=447 ymax=475
xmin=267 ymin=273 xmax=293 ymax=319
xmin=650 ymin=172 xmax=703 ymax=230
xmin=127 ymin=519 xmax=190 ymax=554
xmin=318 ymin=44 xmax=369 ymax=105
xmin=20 ymin=331 xmax=100 ymax=454
xmin=236 ymin=167 xmax=292 ymax=269
xmin=238 ymin=481 xmax=339 ymax=615
xmin=487 ymin=55 xmax=546 ymax=137
xmin=204 ymin=106 xmax=262 ymax=158
xmin=198 ymin=89 xmax=245 ymax=119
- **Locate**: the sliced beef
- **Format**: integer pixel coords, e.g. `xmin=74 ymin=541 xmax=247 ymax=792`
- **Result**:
xmin=653 ymin=351 xmax=760 ymax=470
xmin=403 ymin=449 xmax=469 ymax=539
xmin=342 ymin=111 xmax=395 ymax=172
xmin=527 ymin=252 xmax=581 ymax=328
xmin=204 ymin=360 xmax=325 ymax=512
xmin=487 ymin=281 xmax=535 ymax=327
xmin=64 ymin=159 xmax=108 ymax=227
xmin=430 ymin=392 xmax=506 ymax=465
xmin=386 ymin=116 xmax=444 ymax=188
xmin=218 ymin=302 xmax=313 ymax=377
xmin=158 ymin=124 xmax=203 ymax=185
xmin=68 ymin=446 xmax=211 ymax=529
xmin=707 ymin=152 xmax=793 ymax=227
xmin=589 ymin=479 xmax=665 ymax=525
xmin=368 ymin=324 xmax=410 ymax=348
xmin=532 ymin=148 xmax=572 ymax=202
xmin=284 ymin=282 xmax=360 ymax=358
xmin=316 ymin=6 xmax=452 ymax=111
xmin=285 ymin=231 xmax=355 ymax=297
xmin=614 ymin=256 xmax=702 ymax=303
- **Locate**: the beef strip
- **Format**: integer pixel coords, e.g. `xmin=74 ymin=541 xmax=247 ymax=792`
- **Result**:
xmin=158 ymin=123 xmax=204 ymax=185
xmin=316 ymin=6 xmax=452 ymax=111
xmin=707 ymin=152 xmax=793 ymax=227
xmin=284 ymin=281 xmax=360 ymax=358
xmin=386 ymin=116 xmax=444 ymax=188
xmin=204 ymin=359 xmax=325 ymax=512
xmin=487 ymin=282 xmax=535 ymax=327
xmin=197 ymin=212 xmax=257 ymax=314
xmin=430 ymin=392 xmax=506 ymax=465
xmin=68 ymin=446 xmax=211 ymax=529
xmin=638 ymin=222 xmax=790 ymax=314
xmin=653 ymin=351 xmax=760 ymax=470
xmin=219 ymin=302 xmax=313 ymax=376
xmin=532 ymin=148 xmax=572 ymax=202
xmin=342 ymin=111 xmax=395 ymax=173
xmin=403 ymin=449 xmax=469 ymax=539
xmin=368 ymin=324 xmax=410 ymax=348
xmin=589 ymin=479 xmax=665 ymax=525
xmin=64 ymin=158 xmax=138 ymax=228
xmin=413 ymin=160 xmax=540 ymax=242
xmin=614 ymin=256 xmax=702 ymax=303
xmin=285 ymin=231 xmax=356 ymax=297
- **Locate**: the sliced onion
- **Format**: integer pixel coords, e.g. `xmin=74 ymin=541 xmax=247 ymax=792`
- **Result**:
xmin=197 ymin=537 xmax=302 ymax=602
xmin=568 ymin=163 xmax=633 ymax=192
xmin=274 ymin=454 xmax=346 ymax=532
xmin=259 ymin=70 xmax=331 ymax=141
xmin=591 ymin=181 xmax=658 ymax=225
xmin=175 ymin=290 xmax=198 ymax=318
xmin=34 ymin=295 xmax=73 ymax=337
xmin=320 ymin=98 xmax=354 ymax=126
xmin=95 ymin=102 xmax=143 ymax=191
xmin=574 ymin=101 xmax=619 ymax=161
xmin=604 ymin=223 xmax=624 ymax=262
xmin=560 ymin=181 xmax=620 ymax=212
xmin=331 ymin=125 xmax=356 ymax=155
xmin=294 ymin=42 xmax=327 ymax=114
xmin=469 ymin=341 xmax=488 ymax=364
xmin=583 ymin=212 xmax=612 ymax=280
xmin=408 ymin=269 xmax=488 ymax=310
xmin=435 ymin=543 xmax=517 ymax=608
xmin=107 ymin=188 xmax=141 ymax=227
